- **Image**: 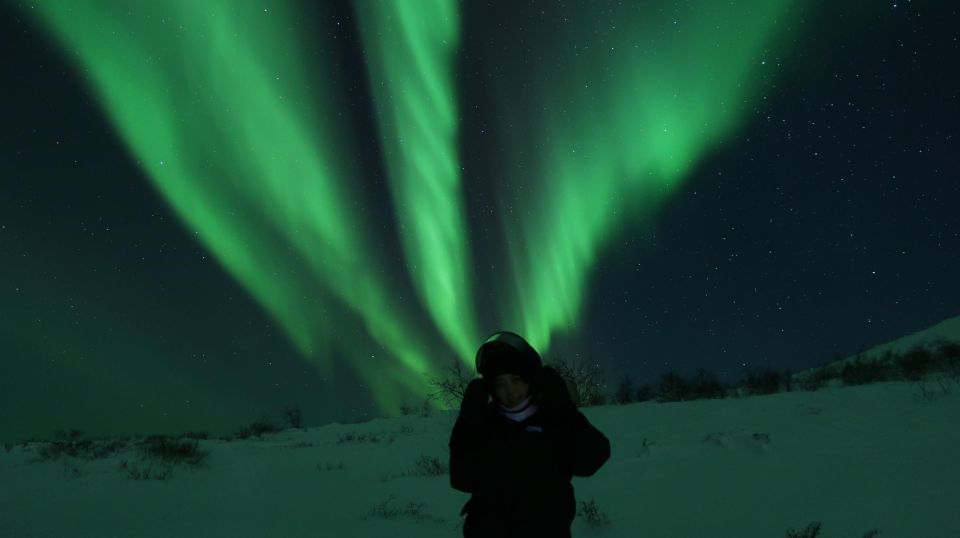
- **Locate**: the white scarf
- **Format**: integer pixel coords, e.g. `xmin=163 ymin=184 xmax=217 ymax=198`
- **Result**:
xmin=497 ymin=395 xmax=539 ymax=422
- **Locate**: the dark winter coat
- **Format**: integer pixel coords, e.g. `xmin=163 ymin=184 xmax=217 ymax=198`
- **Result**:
xmin=449 ymin=397 xmax=611 ymax=537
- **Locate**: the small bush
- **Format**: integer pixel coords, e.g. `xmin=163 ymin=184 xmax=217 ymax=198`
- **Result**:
xmin=841 ymin=357 xmax=891 ymax=385
xmin=336 ymin=432 xmax=392 ymax=444
xmin=743 ymin=368 xmax=782 ymax=395
xmin=124 ymin=461 xmax=173 ymax=481
xmin=690 ymin=369 xmax=726 ymax=399
xmin=141 ymin=436 xmax=208 ymax=467
xmin=615 ymin=375 xmax=634 ymax=404
xmin=409 ymin=454 xmax=448 ymax=477
xmin=364 ymin=495 xmax=432 ymax=521
xmin=33 ymin=431 xmax=128 ymax=462
xmin=380 ymin=454 xmax=448 ymax=482
xmin=899 ymin=346 xmax=934 ymax=380
xmin=656 ymin=371 xmax=690 ymax=402
xmin=234 ymin=421 xmax=281 ymax=440
xmin=424 ymin=360 xmax=475 ymax=410
xmin=544 ymin=355 xmax=606 ymax=407
xmin=576 ymin=499 xmax=610 ymax=528
xmin=937 ymin=341 xmax=960 ymax=369
xmin=783 ymin=369 xmax=794 ymax=392
xmin=786 ymin=522 xmax=821 ymax=538
xmin=635 ymin=384 xmax=653 ymax=402
xmin=283 ymin=405 xmax=303 ymax=429
xmin=637 ymin=438 xmax=660 ymax=457
xmin=798 ymin=368 xmax=834 ymax=391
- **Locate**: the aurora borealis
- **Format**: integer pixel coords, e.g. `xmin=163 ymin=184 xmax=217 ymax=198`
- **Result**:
xmin=2 ymin=1 xmax=958 ymax=441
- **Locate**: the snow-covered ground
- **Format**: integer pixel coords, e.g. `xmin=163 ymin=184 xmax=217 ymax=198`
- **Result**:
xmin=3 ymin=315 xmax=959 ymax=537
xmin=2 ymin=376 xmax=958 ymax=537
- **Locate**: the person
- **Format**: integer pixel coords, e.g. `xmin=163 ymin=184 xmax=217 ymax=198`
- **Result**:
xmin=449 ymin=331 xmax=611 ymax=537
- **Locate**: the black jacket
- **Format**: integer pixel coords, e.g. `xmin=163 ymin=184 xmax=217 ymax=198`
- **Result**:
xmin=449 ymin=399 xmax=610 ymax=537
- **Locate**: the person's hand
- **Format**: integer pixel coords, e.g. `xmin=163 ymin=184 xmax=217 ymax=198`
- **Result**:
xmin=459 ymin=378 xmax=489 ymax=425
xmin=534 ymin=366 xmax=576 ymax=418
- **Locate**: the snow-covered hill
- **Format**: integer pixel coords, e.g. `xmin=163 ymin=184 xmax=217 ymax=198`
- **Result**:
xmin=4 ymin=316 xmax=960 ymax=537
xmin=847 ymin=315 xmax=960 ymax=362
xmin=2 ymin=376 xmax=958 ymax=537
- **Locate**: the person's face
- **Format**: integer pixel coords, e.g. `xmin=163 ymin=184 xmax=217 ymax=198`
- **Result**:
xmin=493 ymin=373 xmax=530 ymax=407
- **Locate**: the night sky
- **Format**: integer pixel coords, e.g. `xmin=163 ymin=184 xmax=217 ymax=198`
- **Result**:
xmin=1 ymin=0 xmax=958 ymax=443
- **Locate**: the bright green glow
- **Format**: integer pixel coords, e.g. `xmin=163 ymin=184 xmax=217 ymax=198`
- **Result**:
xmin=28 ymin=1 xmax=435 ymax=411
xmin=24 ymin=0 xmax=799 ymax=421
xmin=495 ymin=1 xmax=794 ymax=351
xmin=355 ymin=1 xmax=479 ymax=363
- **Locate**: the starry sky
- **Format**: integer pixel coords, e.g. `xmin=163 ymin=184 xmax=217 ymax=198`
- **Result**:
xmin=1 ymin=0 xmax=958 ymax=442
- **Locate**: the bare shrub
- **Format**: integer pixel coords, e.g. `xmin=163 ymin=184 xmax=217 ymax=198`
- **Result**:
xmin=798 ymin=368 xmax=833 ymax=391
xmin=409 ymin=454 xmax=447 ymax=477
xmin=786 ymin=522 xmax=821 ymax=538
xmin=33 ymin=430 xmax=128 ymax=462
xmin=743 ymin=367 xmax=782 ymax=395
xmin=140 ymin=436 xmax=208 ymax=467
xmin=576 ymin=499 xmax=611 ymax=528
xmin=234 ymin=421 xmax=281 ymax=440
xmin=336 ymin=432 xmax=392 ymax=444
xmin=545 ymin=356 xmax=607 ymax=407
xmin=123 ymin=461 xmax=173 ymax=481
xmin=424 ymin=360 xmax=477 ymax=410
xmin=283 ymin=404 xmax=303 ymax=429
xmin=937 ymin=340 xmax=960 ymax=375
xmin=691 ymin=368 xmax=726 ymax=399
xmin=615 ymin=375 xmax=636 ymax=404
xmin=635 ymin=384 xmax=653 ymax=402
xmin=656 ymin=371 xmax=690 ymax=402
xmin=841 ymin=357 xmax=891 ymax=385
xmin=363 ymin=495 xmax=441 ymax=523
xmin=899 ymin=346 xmax=934 ymax=380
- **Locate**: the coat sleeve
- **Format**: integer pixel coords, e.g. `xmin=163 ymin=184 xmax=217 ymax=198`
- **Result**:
xmin=557 ymin=410 xmax=610 ymax=477
xmin=448 ymin=411 xmax=489 ymax=493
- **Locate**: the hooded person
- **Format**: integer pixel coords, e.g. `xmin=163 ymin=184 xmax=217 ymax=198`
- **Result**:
xmin=449 ymin=331 xmax=611 ymax=538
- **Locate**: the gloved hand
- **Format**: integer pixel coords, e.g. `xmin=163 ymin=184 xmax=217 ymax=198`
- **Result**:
xmin=459 ymin=378 xmax=490 ymax=425
xmin=533 ymin=366 xmax=577 ymax=418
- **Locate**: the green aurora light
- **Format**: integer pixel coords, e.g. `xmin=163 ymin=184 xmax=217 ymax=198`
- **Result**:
xmin=483 ymin=1 xmax=795 ymax=349
xmin=355 ymin=0 xmax=479 ymax=361
xmin=26 ymin=0 xmax=794 ymax=415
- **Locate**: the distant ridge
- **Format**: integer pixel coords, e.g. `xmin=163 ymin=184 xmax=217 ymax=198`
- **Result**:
xmin=851 ymin=314 xmax=960 ymax=361
xmin=800 ymin=313 xmax=960 ymax=378
xmin=814 ymin=316 xmax=960 ymax=370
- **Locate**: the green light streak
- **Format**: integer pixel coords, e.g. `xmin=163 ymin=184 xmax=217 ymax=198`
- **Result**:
xmin=355 ymin=0 xmax=479 ymax=362
xmin=22 ymin=0 xmax=801 ymax=421
xmin=494 ymin=1 xmax=794 ymax=351
xmin=28 ymin=1 xmax=436 ymax=411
